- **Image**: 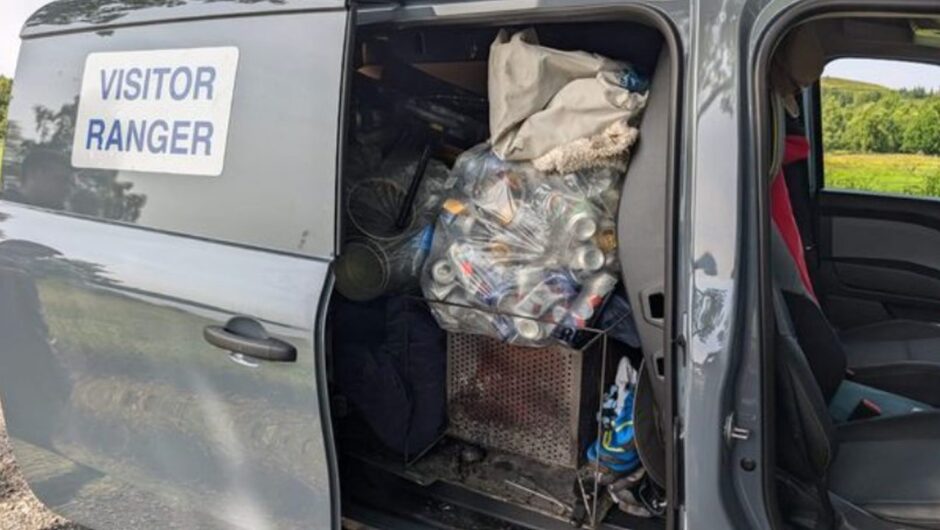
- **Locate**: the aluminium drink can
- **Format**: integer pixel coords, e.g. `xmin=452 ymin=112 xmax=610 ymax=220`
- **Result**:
xmin=570 ymin=272 xmax=618 ymax=323
xmin=566 ymin=208 xmax=599 ymax=241
xmin=571 ymin=244 xmax=606 ymax=273
xmin=431 ymin=259 xmax=457 ymax=284
xmin=514 ymin=318 xmax=546 ymax=341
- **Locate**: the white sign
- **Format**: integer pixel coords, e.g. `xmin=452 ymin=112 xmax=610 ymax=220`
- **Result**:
xmin=71 ymin=47 xmax=239 ymax=177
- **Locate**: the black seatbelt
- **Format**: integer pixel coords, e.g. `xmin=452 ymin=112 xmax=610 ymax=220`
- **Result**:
xmin=783 ymin=156 xmax=819 ymax=272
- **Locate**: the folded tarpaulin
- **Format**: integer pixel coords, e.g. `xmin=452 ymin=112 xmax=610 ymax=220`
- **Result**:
xmin=488 ymin=28 xmax=648 ymax=171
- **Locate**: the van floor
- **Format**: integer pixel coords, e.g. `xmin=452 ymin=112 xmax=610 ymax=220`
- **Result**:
xmin=349 ymin=438 xmax=586 ymax=520
xmin=339 ymin=431 xmax=663 ymax=529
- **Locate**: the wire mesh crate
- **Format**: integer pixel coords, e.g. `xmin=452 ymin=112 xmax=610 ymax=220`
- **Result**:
xmin=446 ymin=332 xmax=606 ymax=469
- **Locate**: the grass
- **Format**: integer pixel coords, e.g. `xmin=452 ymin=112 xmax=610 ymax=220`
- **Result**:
xmin=825 ymin=152 xmax=940 ymax=198
xmin=821 ymin=76 xmax=890 ymax=93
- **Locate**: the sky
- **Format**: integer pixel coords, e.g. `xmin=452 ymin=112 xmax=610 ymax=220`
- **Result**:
xmin=1 ymin=0 xmax=51 ymax=77
xmin=824 ymin=58 xmax=940 ymax=90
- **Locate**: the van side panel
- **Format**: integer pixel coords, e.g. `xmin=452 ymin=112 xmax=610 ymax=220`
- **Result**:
xmin=0 ymin=203 xmax=333 ymax=529
xmin=4 ymin=10 xmax=345 ymax=259
xmin=0 ymin=7 xmax=346 ymax=529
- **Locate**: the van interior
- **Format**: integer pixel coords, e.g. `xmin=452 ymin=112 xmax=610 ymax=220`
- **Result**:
xmin=326 ymin=15 xmax=675 ymax=530
xmin=768 ymin=15 xmax=940 ymax=529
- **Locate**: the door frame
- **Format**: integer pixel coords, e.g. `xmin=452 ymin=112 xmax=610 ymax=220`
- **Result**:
xmin=748 ymin=1 xmax=940 ymax=528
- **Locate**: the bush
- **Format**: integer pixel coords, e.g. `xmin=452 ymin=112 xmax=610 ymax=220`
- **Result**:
xmin=823 ymin=78 xmax=940 ymax=156
xmin=0 ymin=76 xmax=10 ymax=146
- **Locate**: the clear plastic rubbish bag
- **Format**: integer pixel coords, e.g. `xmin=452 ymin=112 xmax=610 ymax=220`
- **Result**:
xmin=421 ymin=144 xmax=623 ymax=346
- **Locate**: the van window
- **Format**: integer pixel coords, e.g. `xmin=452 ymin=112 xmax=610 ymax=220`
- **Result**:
xmin=821 ymin=58 xmax=940 ymax=198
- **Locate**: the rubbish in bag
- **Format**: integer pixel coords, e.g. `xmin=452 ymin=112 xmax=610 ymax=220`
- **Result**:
xmin=488 ymin=28 xmax=649 ymax=172
xmin=336 ymin=132 xmax=453 ymax=301
xmin=337 ymin=226 xmax=435 ymax=302
xmin=587 ymin=357 xmax=641 ymax=474
xmin=557 ymin=271 xmax=618 ymax=336
xmin=421 ymin=144 xmax=621 ymax=346
xmin=336 ymin=65 xmax=488 ymax=301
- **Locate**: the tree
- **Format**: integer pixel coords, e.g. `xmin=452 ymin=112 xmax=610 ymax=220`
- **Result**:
xmin=822 ymin=79 xmax=940 ymax=155
xmin=0 ymin=76 xmax=11 ymax=145
xmin=901 ymin=100 xmax=940 ymax=155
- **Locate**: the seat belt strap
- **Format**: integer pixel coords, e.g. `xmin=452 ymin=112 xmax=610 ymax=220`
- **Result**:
xmin=847 ymin=398 xmax=882 ymax=421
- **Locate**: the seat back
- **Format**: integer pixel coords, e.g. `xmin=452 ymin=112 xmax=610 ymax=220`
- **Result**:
xmin=768 ymin=23 xmax=846 ymax=403
xmin=774 ymin=291 xmax=839 ymax=529
xmin=774 ymin=288 xmax=838 ymax=486
xmin=774 ymin=224 xmax=847 ymax=403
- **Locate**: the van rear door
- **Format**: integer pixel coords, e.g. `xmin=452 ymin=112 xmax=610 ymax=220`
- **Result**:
xmin=0 ymin=2 xmax=348 ymax=529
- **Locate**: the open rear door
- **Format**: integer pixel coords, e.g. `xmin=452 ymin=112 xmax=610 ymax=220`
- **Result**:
xmin=0 ymin=2 xmax=349 ymax=528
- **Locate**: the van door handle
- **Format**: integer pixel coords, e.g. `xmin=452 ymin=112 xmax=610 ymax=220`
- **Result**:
xmin=203 ymin=316 xmax=297 ymax=363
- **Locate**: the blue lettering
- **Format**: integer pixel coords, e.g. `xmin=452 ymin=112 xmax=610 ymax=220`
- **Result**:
xmin=170 ymin=67 xmax=193 ymax=101
xmin=151 ymin=68 xmax=171 ymax=99
xmin=194 ymin=67 xmax=216 ymax=100
xmin=191 ymin=121 xmax=213 ymax=155
xmin=100 ymin=69 xmax=120 ymax=100
xmin=86 ymin=119 xmax=106 ymax=149
xmin=170 ymin=121 xmax=191 ymax=155
xmin=148 ymin=120 xmax=169 ymax=153
xmin=124 ymin=68 xmax=142 ymax=100
xmin=142 ymin=68 xmax=152 ymax=100
xmin=100 ymin=66 xmax=225 ymax=102
xmin=125 ymin=119 xmax=146 ymax=152
xmin=105 ymin=121 xmax=123 ymax=151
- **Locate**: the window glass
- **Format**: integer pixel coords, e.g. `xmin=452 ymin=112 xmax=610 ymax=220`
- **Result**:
xmin=822 ymin=58 xmax=940 ymax=197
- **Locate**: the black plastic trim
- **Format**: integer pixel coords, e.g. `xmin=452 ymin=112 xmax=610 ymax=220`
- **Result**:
xmin=203 ymin=325 xmax=297 ymax=362
xmin=820 ymin=189 xmax=940 ymax=234
xmin=831 ymin=257 xmax=940 ymax=285
xmin=317 ymin=269 xmax=342 ymax=530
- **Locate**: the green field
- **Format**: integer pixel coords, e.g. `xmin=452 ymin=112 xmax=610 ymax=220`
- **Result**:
xmin=825 ymin=152 xmax=940 ymax=198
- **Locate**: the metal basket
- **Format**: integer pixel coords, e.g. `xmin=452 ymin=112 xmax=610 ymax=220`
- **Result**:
xmin=446 ymin=332 xmax=605 ymax=469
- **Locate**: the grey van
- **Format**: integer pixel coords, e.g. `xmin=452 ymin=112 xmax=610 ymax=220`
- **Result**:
xmin=8 ymin=0 xmax=940 ymax=529
xmin=0 ymin=3 xmax=679 ymax=527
